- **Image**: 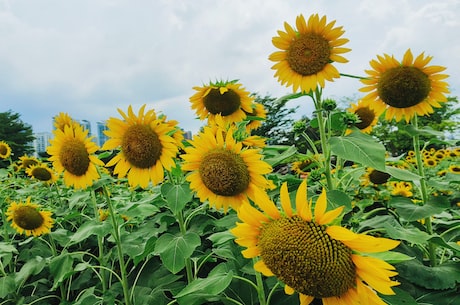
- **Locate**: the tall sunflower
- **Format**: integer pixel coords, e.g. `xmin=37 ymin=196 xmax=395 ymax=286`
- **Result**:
xmin=47 ymin=124 xmax=104 ymax=189
xmin=6 ymin=197 xmax=54 ymax=237
xmin=181 ymin=125 xmax=273 ymax=212
xmin=231 ymin=179 xmax=400 ymax=305
xmin=26 ymin=163 xmax=58 ymax=183
xmin=0 ymin=141 xmax=12 ymax=159
xmin=102 ymin=105 xmax=181 ymax=188
xmin=190 ymin=80 xmax=254 ymax=125
xmin=360 ymin=49 xmax=449 ymax=122
xmin=347 ymin=99 xmax=381 ymax=134
xmin=269 ymin=14 xmax=350 ymax=93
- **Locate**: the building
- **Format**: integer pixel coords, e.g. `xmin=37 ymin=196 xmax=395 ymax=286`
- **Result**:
xmin=96 ymin=121 xmax=109 ymax=148
xmin=33 ymin=132 xmax=52 ymax=157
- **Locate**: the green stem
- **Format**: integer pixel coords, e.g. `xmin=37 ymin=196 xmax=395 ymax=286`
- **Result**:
xmin=411 ymin=116 xmax=436 ymax=266
xmin=90 ymin=190 xmax=107 ymax=294
xmin=103 ymin=187 xmax=132 ymax=305
xmin=176 ymin=210 xmax=194 ymax=283
xmin=312 ymin=88 xmax=334 ymax=190
xmin=253 ymin=259 xmax=267 ymax=305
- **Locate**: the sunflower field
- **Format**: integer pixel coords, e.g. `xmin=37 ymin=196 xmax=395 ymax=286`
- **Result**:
xmin=1 ymin=13 xmax=460 ymax=305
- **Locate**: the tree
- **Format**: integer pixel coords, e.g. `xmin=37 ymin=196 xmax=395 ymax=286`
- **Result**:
xmin=251 ymin=94 xmax=299 ymax=145
xmin=0 ymin=110 xmax=35 ymax=163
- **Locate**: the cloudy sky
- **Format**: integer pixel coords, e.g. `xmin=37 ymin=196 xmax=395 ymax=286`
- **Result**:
xmin=1 ymin=0 xmax=459 ymax=136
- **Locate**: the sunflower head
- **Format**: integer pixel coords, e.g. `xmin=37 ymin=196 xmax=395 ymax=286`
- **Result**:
xmin=347 ymin=100 xmax=381 ymax=134
xmin=360 ymin=49 xmax=449 ymax=122
xmin=26 ymin=163 xmax=58 ymax=183
xmin=244 ymin=102 xmax=267 ymax=131
xmin=0 ymin=141 xmax=12 ymax=159
xmin=53 ymin=112 xmax=80 ymax=132
xmin=231 ymin=179 xmax=400 ymax=304
xmin=6 ymin=197 xmax=54 ymax=237
xmin=181 ymin=125 xmax=273 ymax=211
xmin=18 ymin=155 xmax=40 ymax=170
xmin=102 ymin=105 xmax=181 ymax=188
xmin=269 ymin=14 xmax=350 ymax=93
xmin=190 ymin=80 xmax=254 ymax=125
xmin=47 ymin=124 xmax=104 ymax=189
xmin=363 ymin=168 xmax=391 ymax=186
xmin=390 ymin=181 xmax=413 ymax=197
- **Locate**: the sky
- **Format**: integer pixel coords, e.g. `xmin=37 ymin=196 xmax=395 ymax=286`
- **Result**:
xmin=1 ymin=0 xmax=459 ymax=136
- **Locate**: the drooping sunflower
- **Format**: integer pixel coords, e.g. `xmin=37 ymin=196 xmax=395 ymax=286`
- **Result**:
xmin=231 ymin=179 xmax=400 ymax=305
xmin=47 ymin=124 xmax=104 ymax=189
xmin=26 ymin=163 xmax=58 ymax=183
xmin=6 ymin=197 xmax=54 ymax=237
xmin=181 ymin=125 xmax=273 ymax=212
xmin=190 ymin=80 xmax=254 ymax=125
xmin=0 ymin=141 xmax=12 ymax=159
xmin=102 ymin=105 xmax=181 ymax=189
xmin=269 ymin=14 xmax=350 ymax=93
xmin=18 ymin=155 xmax=40 ymax=170
xmin=347 ymin=99 xmax=381 ymax=134
xmin=360 ymin=49 xmax=449 ymax=122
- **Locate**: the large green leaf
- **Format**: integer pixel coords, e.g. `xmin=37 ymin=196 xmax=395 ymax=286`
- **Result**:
xmin=0 ymin=275 xmax=15 ymax=299
xmin=417 ymin=289 xmax=460 ymax=305
xmin=385 ymin=166 xmax=421 ymax=181
xmin=397 ymin=260 xmax=460 ymax=290
xmin=161 ymin=182 xmax=193 ymax=214
xmin=383 ymin=223 xmax=431 ymax=245
xmin=14 ymin=256 xmax=46 ymax=286
xmin=68 ymin=219 xmax=112 ymax=245
xmin=49 ymin=253 xmax=75 ymax=290
xmin=329 ymin=132 xmax=386 ymax=171
xmin=154 ymin=232 xmax=201 ymax=274
xmin=380 ymin=288 xmax=419 ymax=305
xmin=390 ymin=196 xmax=449 ymax=221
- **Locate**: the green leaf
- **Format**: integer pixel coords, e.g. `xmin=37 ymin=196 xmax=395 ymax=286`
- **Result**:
xmin=14 ymin=256 xmax=46 ymax=286
xmin=120 ymin=202 xmax=159 ymax=218
xmin=390 ymin=196 xmax=450 ymax=221
xmin=68 ymin=219 xmax=112 ymax=245
xmin=49 ymin=253 xmax=75 ymax=290
xmin=362 ymin=251 xmax=414 ymax=264
xmin=429 ymin=236 xmax=460 ymax=254
xmin=397 ymin=260 xmax=460 ymax=290
xmin=417 ymin=288 xmax=460 ymax=305
xmin=154 ymin=232 xmax=201 ymax=274
xmin=208 ymin=231 xmax=235 ymax=246
xmin=384 ymin=166 xmax=421 ymax=181
xmin=134 ymin=236 xmax=157 ymax=266
xmin=383 ymin=223 xmax=431 ymax=245
xmin=404 ymin=124 xmax=445 ymax=137
xmin=176 ymin=264 xmax=233 ymax=305
xmin=380 ymin=288 xmax=419 ymax=305
xmin=161 ymin=182 xmax=193 ymax=214
xmin=0 ymin=242 xmax=18 ymax=257
xmin=0 ymin=276 xmax=16 ymax=299
xmin=330 ymin=132 xmax=386 ymax=171
xmin=326 ymin=190 xmax=352 ymax=212
xmin=263 ymin=145 xmax=298 ymax=167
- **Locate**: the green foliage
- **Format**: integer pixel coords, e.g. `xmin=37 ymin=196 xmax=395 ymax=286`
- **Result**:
xmin=0 ymin=110 xmax=35 ymax=165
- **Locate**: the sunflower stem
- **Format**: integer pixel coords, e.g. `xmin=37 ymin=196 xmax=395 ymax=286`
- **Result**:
xmin=90 ymin=190 xmax=108 ymax=294
xmin=103 ymin=186 xmax=132 ymax=305
xmin=411 ymin=116 xmax=436 ymax=266
xmin=177 ymin=210 xmax=194 ymax=283
xmin=253 ymin=260 xmax=267 ymax=305
xmin=312 ymin=88 xmax=334 ymax=190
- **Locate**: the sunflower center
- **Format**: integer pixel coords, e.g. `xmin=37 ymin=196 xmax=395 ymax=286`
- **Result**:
xmin=59 ymin=139 xmax=91 ymax=176
xmin=122 ymin=124 xmax=162 ymax=169
xmin=369 ymin=170 xmax=390 ymax=184
xmin=22 ymin=159 xmax=39 ymax=168
xmin=287 ymin=33 xmax=331 ymax=76
xmin=354 ymin=107 xmax=375 ymax=129
xmin=199 ymin=148 xmax=250 ymax=196
xmin=13 ymin=206 xmax=44 ymax=230
xmin=31 ymin=167 xmax=52 ymax=181
xmin=203 ymin=88 xmax=241 ymax=116
xmin=0 ymin=145 xmax=7 ymax=155
xmin=377 ymin=66 xmax=431 ymax=108
xmin=259 ymin=216 xmax=356 ymax=298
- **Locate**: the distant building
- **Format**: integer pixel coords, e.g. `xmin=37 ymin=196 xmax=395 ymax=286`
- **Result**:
xmin=33 ymin=132 xmax=52 ymax=157
xmin=78 ymin=119 xmax=92 ymax=136
xmin=96 ymin=121 xmax=109 ymax=148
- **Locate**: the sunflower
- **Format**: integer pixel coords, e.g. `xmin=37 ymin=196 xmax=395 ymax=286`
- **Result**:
xmin=190 ymin=80 xmax=254 ymax=125
xmin=181 ymin=125 xmax=273 ymax=212
xmin=26 ymin=163 xmax=58 ymax=183
xmin=347 ymin=99 xmax=381 ymax=134
xmin=269 ymin=14 xmax=350 ymax=93
xmin=18 ymin=155 xmax=40 ymax=170
xmin=0 ymin=141 xmax=12 ymax=159
xmin=102 ymin=105 xmax=181 ymax=189
xmin=231 ymin=179 xmax=400 ymax=305
xmin=6 ymin=197 xmax=54 ymax=237
xmin=360 ymin=49 xmax=449 ymax=122
xmin=244 ymin=102 xmax=267 ymax=132
xmin=448 ymin=165 xmax=460 ymax=174
xmin=47 ymin=124 xmax=104 ymax=189
xmin=361 ymin=168 xmax=391 ymax=186
xmin=423 ymin=157 xmax=437 ymax=168
xmin=53 ymin=112 xmax=80 ymax=132
xmin=389 ymin=181 xmax=413 ymax=197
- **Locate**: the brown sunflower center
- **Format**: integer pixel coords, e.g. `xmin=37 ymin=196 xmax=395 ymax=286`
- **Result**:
xmin=59 ymin=138 xmax=91 ymax=176
xmin=122 ymin=124 xmax=163 ymax=169
xmin=354 ymin=106 xmax=375 ymax=130
xmin=31 ymin=167 xmax=52 ymax=181
xmin=377 ymin=66 xmax=431 ymax=108
xmin=0 ymin=145 xmax=8 ymax=155
xmin=259 ymin=216 xmax=356 ymax=298
xmin=287 ymin=33 xmax=331 ymax=76
xmin=203 ymin=88 xmax=241 ymax=116
xmin=369 ymin=170 xmax=390 ymax=184
xmin=13 ymin=206 xmax=44 ymax=230
xmin=22 ymin=159 xmax=39 ymax=169
xmin=199 ymin=148 xmax=250 ymax=196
